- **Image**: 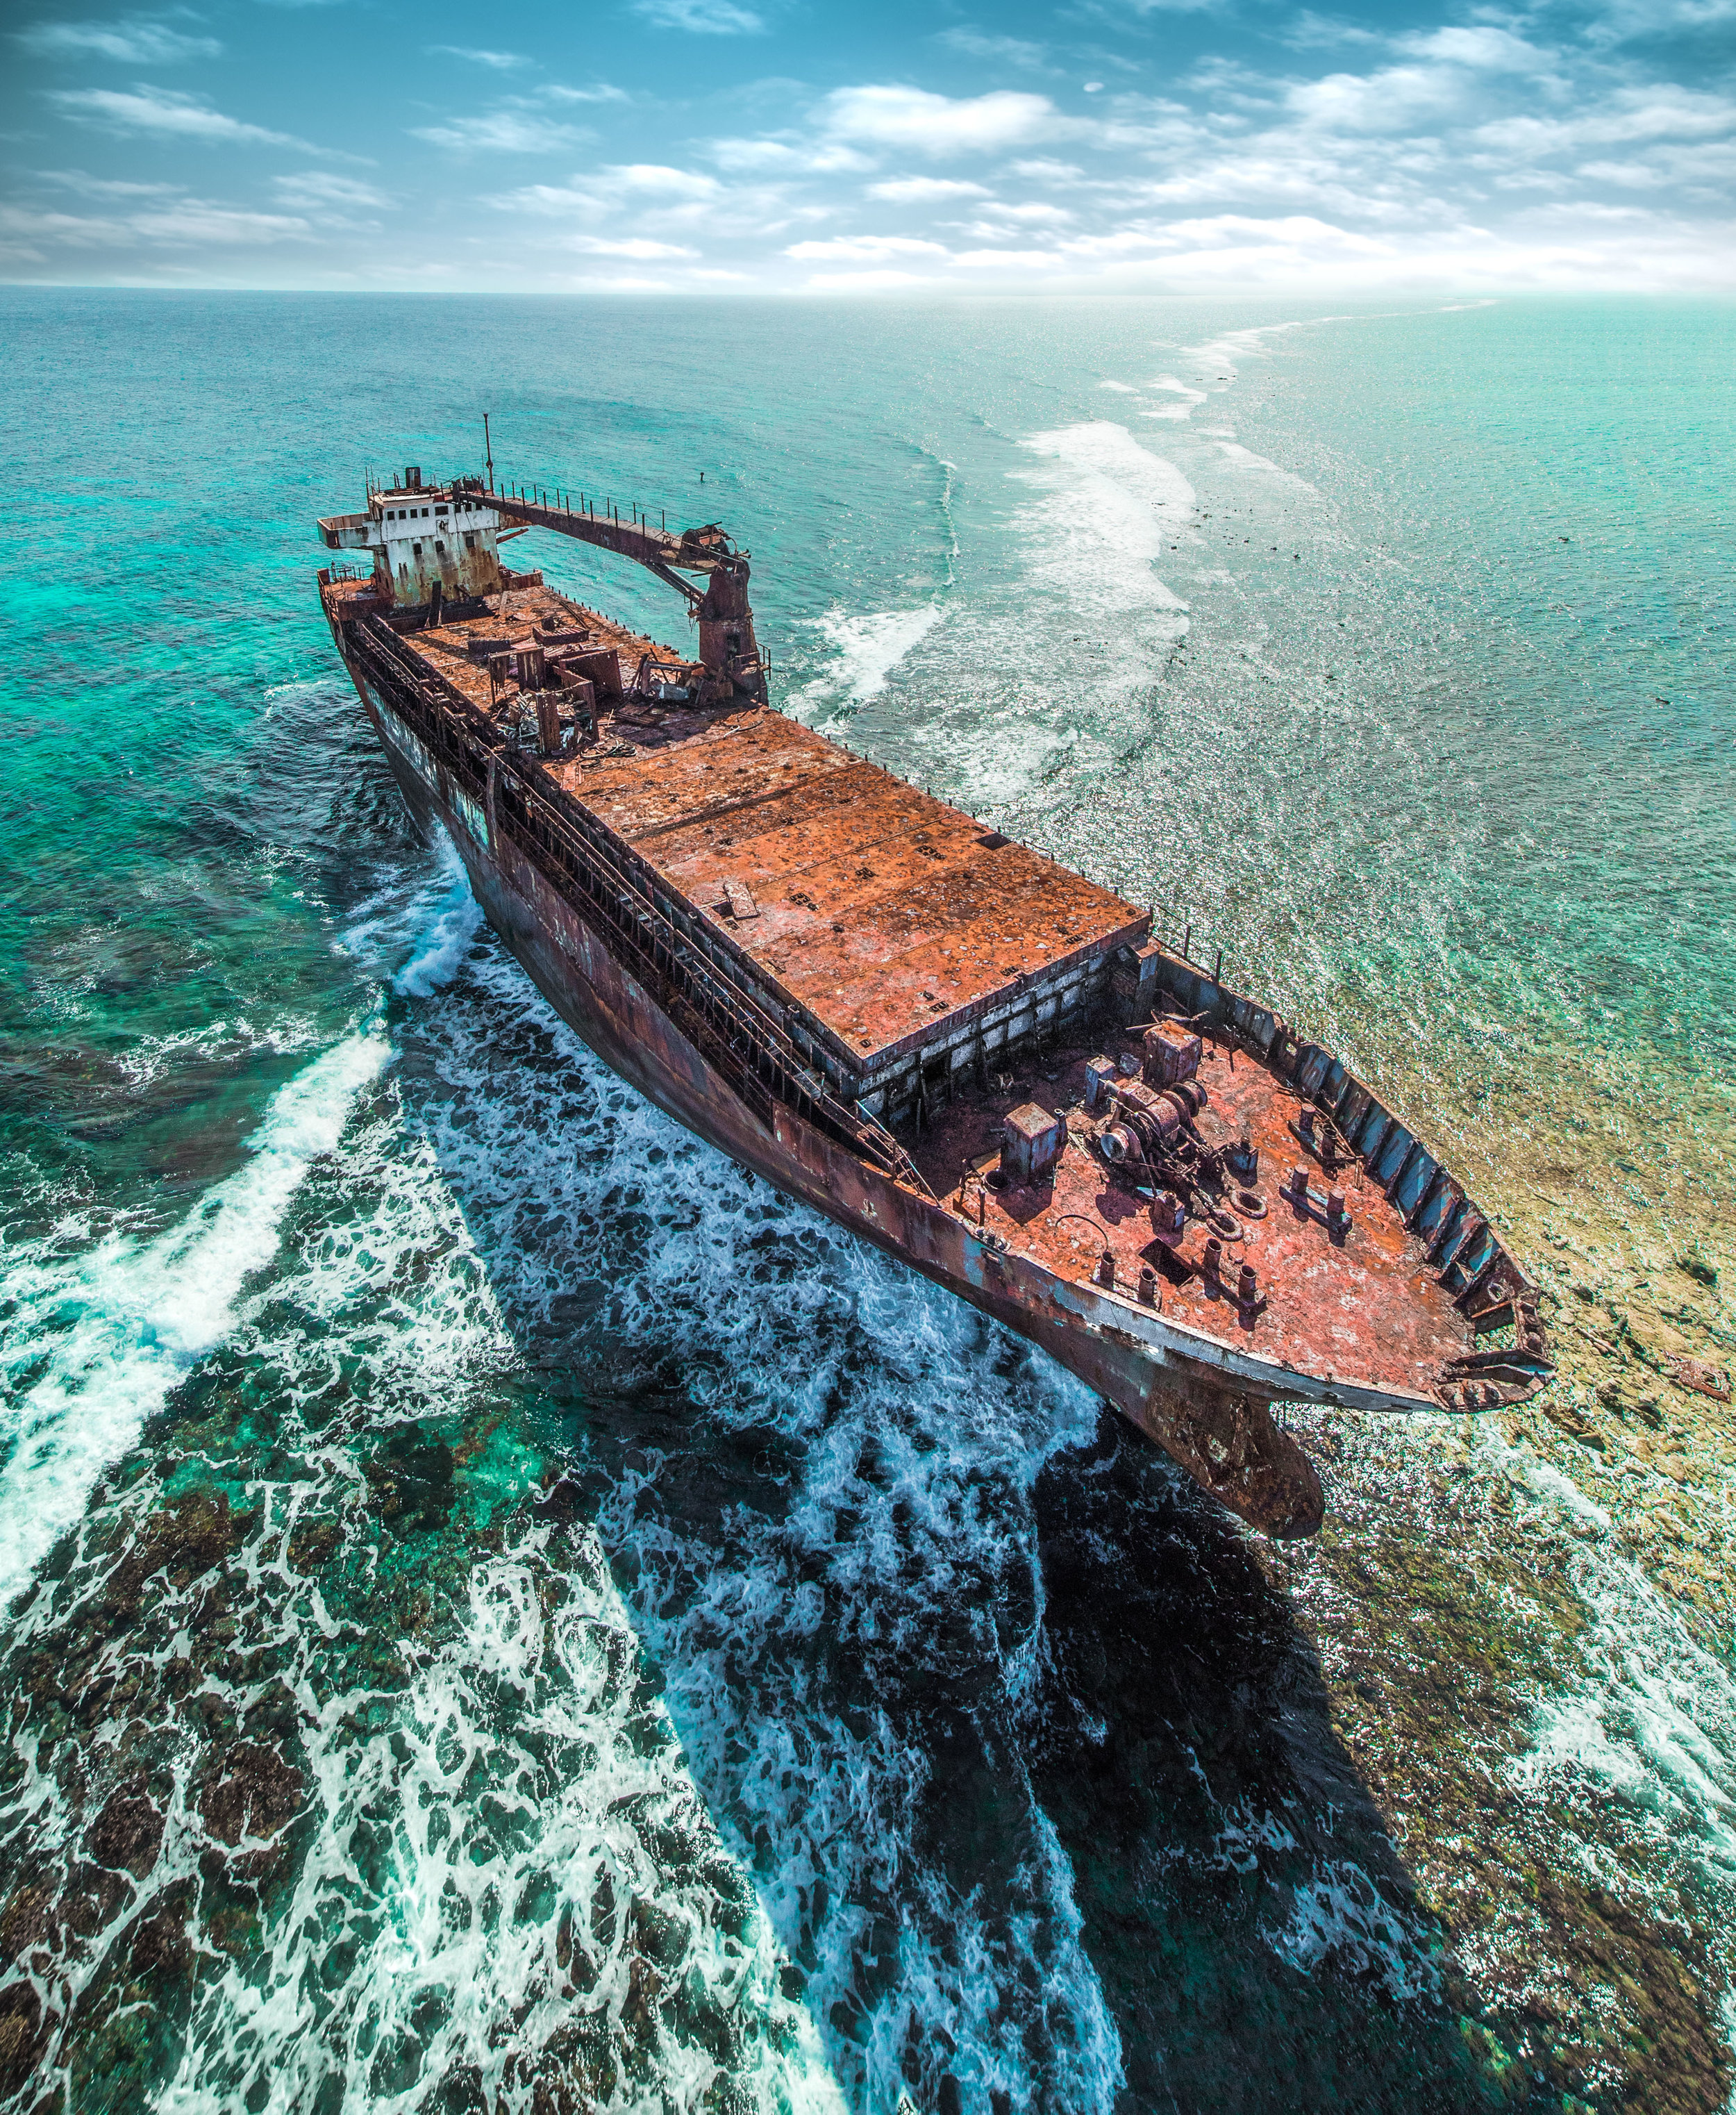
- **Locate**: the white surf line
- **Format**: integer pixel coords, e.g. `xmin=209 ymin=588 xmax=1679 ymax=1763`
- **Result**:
xmin=1489 ymin=1432 xmax=1736 ymax=2027
xmin=1137 ymin=314 xmax=1355 ymax=431
xmin=1016 ymin=421 xmax=1196 ymax=606
xmin=1178 ymin=315 xmax=1345 ymax=385
xmin=0 ymin=1029 xmax=390 ymax=1610
xmin=0 ymin=846 xmax=488 ymax=1611
xmin=152 ymin=1516 xmax=851 ymax=2115
xmin=394 ymin=858 xmax=486 ymax=999
xmin=894 ymin=417 xmax=1194 ymax=808
xmin=1210 ymin=438 xmax=1317 ymax=491
xmin=401 ymin=941 xmax=1124 ymax=2109
xmin=1142 ymin=375 xmax=1209 ymax=422
xmin=785 ymin=604 xmax=944 ymax=722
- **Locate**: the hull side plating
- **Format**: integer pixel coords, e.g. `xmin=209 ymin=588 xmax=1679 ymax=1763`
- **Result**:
xmin=350 ymin=665 xmax=1325 ymax=1536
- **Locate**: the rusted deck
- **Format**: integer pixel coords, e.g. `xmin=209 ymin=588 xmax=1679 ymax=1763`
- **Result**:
xmin=570 ymin=716 xmax=1143 ymax=1066
xmin=333 ymin=578 xmax=1144 ymax=1072
xmin=910 ymin=1028 xmax=1473 ymax=1405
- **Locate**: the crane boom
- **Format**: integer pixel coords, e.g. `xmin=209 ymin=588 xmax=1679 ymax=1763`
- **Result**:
xmin=476 ymin=480 xmax=767 ymax=704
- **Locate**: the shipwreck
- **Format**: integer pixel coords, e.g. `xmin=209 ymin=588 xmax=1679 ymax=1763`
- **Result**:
xmin=314 ymin=458 xmax=1552 ymax=1538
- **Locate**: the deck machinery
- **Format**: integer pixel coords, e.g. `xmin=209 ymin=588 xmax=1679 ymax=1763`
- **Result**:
xmin=315 ymin=464 xmax=1553 ymax=1538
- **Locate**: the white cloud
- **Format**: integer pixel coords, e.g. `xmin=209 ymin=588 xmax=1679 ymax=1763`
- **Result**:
xmin=48 ymin=84 xmax=322 ymax=150
xmin=1471 ymin=85 xmax=1736 ymax=156
xmin=485 ymin=182 xmax=603 ymax=215
xmin=710 ymin=136 xmax=871 ymax=172
xmin=1009 ymin=158 xmax=1087 ymax=181
xmin=1287 ymin=63 xmax=1473 ymax=133
xmin=633 ymin=0 xmax=764 ymax=31
xmin=428 ymin=46 xmax=529 ymax=70
xmin=951 ymin=245 xmax=1068 ymax=269
xmin=0 ymin=204 xmax=125 ymax=249
xmin=602 ymin=162 xmax=722 ymax=196
xmin=785 ymin=233 xmax=951 ymax=260
xmin=866 ymin=176 xmax=992 ymax=201
xmin=16 ymin=17 xmax=220 ymax=63
xmin=1582 ymin=0 xmax=1736 ymax=42
xmin=1282 ymin=12 xmax=1386 ymax=50
xmin=412 ymin=111 xmax=582 ymax=153
xmin=935 ymin=28 xmax=1050 ymax=69
xmin=131 ymin=201 xmax=314 ymax=242
xmin=35 ymin=167 xmax=182 ymax=197
xmin=962 ymin=199 xmax=1074 ymax=223
xmin=1396 ymin=25 xmax=1553 ymax=70
xmin=272 ymin=171 xmax=389 ymax=208
xmin=569 ymin=235 xmax=699 ymax=257
xmin=0 ymin=197 xmax=312 ymax=247
xmin=803 ymin=268 xmax=932 ymax=290
xmin=14 ymin=0 xmax=1736 ymax=295
xmin=824 ymin=84 xmax=1058 ymax=157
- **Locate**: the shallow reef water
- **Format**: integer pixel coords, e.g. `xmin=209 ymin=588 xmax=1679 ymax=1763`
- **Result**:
xmin=1 ymin=290 xmax=1733 ymax=2113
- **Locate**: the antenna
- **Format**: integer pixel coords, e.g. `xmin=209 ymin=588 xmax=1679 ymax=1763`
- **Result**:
xmin=483 ymin=411 xmax=494 ymax=493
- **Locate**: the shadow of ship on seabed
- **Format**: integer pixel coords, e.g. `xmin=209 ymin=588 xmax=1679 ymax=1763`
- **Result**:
xmin=385 ymin=995 xmax=1573 ymax=2115
xmin=0 ymin=981 xmax=1664 ymax=2115
xmin=532 ymin=1397 xmax=1555 ymax=2114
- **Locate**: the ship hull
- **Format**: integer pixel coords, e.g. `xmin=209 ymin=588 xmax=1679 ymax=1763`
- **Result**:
xmin=347 ymin=661 xmax=1327 ymax=1536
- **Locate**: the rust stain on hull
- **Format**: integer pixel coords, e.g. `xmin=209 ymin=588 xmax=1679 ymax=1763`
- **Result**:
xmin=314 ymin=461 xmax=1551 ymax=1540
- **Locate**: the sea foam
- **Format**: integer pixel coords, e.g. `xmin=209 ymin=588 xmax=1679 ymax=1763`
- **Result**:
xmin=885 ymin=420 xmax=1195 ymax=808
xmin=1 ymin=842 xmax=852 ymax=2115
xmin=0 ymin=1026 xmax=388 ymax=1611
xmin=785 ymin=604 xmax=944 ymax=724
xmin=386 ymin=934 xmax=1129 ymax=2112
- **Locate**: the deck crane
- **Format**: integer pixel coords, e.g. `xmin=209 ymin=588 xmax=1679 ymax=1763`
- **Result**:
xmin=462 ymin=474 xmax=767 ymax=706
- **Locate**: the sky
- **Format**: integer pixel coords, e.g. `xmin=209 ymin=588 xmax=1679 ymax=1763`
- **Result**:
xmin=3 ymin=0 xmax=1733 ymax=292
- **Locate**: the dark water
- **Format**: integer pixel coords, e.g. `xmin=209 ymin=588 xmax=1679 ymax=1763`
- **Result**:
xmin=1 ymin=290 xmax=1733 ymax=2114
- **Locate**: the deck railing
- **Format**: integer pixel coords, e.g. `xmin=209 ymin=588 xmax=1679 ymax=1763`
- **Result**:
xmin=342 ymin=612 xmax=924 ymax=1191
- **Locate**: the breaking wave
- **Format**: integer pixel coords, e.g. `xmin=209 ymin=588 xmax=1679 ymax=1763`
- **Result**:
xmin=0 ymin=845 xmax=853 ymax=2115
xmin=885 ymin=420 xmax=1193 ymax=807
xmin=0 ymin=1027 xmax=389 ymax=1614
xmin=1015 ymin=422 xmax=1194 ymax=618
xmin=394 ymin=933 xmax=1130 ymax=2112
xmin=785 ymin=604 xmax=944 ymax=724
xmin=1501 ymin=1434 xmax=1736 ymax=1929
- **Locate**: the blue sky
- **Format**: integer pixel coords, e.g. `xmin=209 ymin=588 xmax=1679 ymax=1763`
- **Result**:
xmin=3 ymin=0 xmax=1733 ymax=290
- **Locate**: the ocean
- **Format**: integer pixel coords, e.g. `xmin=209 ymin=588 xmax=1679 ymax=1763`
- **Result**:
xmin=1 ymin=289 xmax=1732 ymax=2114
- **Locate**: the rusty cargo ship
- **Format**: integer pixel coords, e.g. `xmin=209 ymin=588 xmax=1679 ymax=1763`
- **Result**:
xmin=315 ymin=461 xmax=1552 ymax=1538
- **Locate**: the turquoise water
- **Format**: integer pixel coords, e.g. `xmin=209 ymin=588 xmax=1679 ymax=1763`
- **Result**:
xmin=1 ymin=290 xmax=1733 ymax=2112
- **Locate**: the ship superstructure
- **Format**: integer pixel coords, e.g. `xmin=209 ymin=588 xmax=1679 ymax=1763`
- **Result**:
xmin=315 ymin=461 xmax=1552 ymax=1538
